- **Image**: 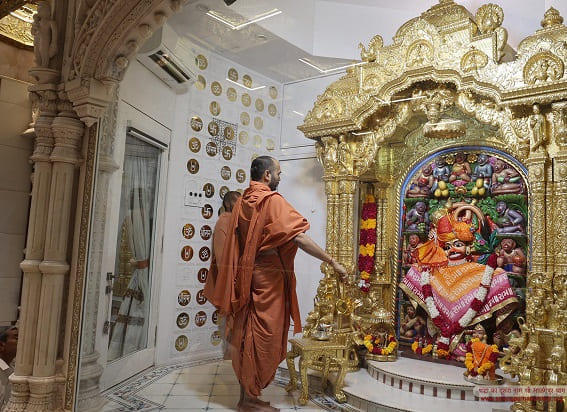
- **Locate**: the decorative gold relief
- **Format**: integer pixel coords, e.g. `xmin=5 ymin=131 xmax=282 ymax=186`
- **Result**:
xmin=475 ymin=3 xmax=504 ymax=34
xmin=358 ymin=35 xmax=383 ymax=63
xmin=460 ymin=48 xmax=488 ymax=72
xmin=406 ymin=40 xmax=433 ymax=67
xmin=523 ymin=52 xmax=564 ymax=85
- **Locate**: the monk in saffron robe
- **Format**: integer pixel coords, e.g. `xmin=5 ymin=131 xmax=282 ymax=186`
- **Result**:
xmin=205 ymin=156 xmax=347 ymax=411
xmin=204 ymin=190 xmax=241 ymax=360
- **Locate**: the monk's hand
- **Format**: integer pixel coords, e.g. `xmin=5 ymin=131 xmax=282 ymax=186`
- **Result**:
xmin=330 ymin=259 xmax=348 ymax=282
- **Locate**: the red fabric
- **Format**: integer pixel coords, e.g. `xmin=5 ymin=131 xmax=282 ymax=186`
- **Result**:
xmin=205 ymin=181 xmax=310 ymax=397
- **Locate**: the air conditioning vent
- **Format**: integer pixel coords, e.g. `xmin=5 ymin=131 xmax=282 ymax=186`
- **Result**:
xmin=137 ymin=25 xmax=196 ymax=94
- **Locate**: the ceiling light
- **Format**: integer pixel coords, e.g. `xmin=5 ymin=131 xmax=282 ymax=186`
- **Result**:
xmin=298 ymin=58 xmax=366 ymax=74
xmin=226 ymin=78 xmax=265 ymax=91
xmin=352 ymin=131 xmax=373 ymax=136
xmin=206 ymin=8 xmax=282 ymax=30
xmin=292 ymin=111 xmax=304 ymax=117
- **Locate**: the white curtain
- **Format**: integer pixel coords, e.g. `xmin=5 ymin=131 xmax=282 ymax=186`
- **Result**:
xmin=108 ymin=138 xmax=157 ymax=361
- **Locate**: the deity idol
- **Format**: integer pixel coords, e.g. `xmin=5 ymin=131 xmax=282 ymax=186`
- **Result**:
xmin=399 ymin=204 xmax=518 ymax=358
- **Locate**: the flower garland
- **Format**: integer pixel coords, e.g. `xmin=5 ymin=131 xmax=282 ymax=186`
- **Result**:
xmin=364 ymin=334 xmax=397 ymax=355
xmin=358 ymin=194 xmax=377 ymax=293
xmin=411 ymin=340 xmax=433 ymax=355
xmin=420 ymin=254 xmax=497 ymax=358
xmin=464 ymin=338 xmax=499 ymax=377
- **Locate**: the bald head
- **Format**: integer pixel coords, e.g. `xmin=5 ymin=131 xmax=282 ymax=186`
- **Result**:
xmin=222 ymin=191 xmax=241 ymax=212
xmin=250 ymin=156 xmax=281 ymax=191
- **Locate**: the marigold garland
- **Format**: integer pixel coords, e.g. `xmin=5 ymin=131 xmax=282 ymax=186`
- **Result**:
xmin=411 ymin=340 xmax=433 ymax=355
xmin=364 ymin=334 xmax=397 ymax=355
xmin=358 ymin=194 xmax=377 ymax=292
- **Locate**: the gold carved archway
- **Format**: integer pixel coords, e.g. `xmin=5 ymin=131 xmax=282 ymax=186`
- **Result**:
xmin=301 ymin=2 xmax=567 ymax=410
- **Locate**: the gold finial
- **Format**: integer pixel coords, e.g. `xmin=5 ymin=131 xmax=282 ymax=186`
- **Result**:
xmin=541 ymin=7 xmax=564 ymax=28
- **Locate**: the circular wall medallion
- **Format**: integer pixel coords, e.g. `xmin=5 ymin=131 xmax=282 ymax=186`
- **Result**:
xmin=175 ymin=335 xmax=189 ymax=351
xmin=222 ymin=146 xmax=233 ymax=161
xmin=228 ymin=67 xmax=239 ymax=82
xmin=178 ymin=290 xmax=191 ymax=306
xmin=269 ymin=86 xmax=278 ymax=99
xmin=253 ymin=135 xmax=262 ymax=148
xmin=251 ymin=153 xmax=259 ymax=161
xmin=197 ymin=267 xmax=208 ymax=283
xmin=200 ymin=224 xmax=212 ymax=240
xmin=181 ymin=245 xmax=193 ymax=262
xmin=219 ymin=186 xmax=229 ymax=199
xmin=255 ymin=98 xmax=264 ymax=112
xmin=182 ymin=223 xmax=195 ymax=239
xmin=196 ymin=289 xmax=207 ymax=305
xmin=266 ymin=138 xmax=275 ymax=152
xmin=239 ymin=131 xmax=249 ymax=145
xmin=211 ymin=331 xmax=222 ymax=346
xmin=195 ymin=311 xmax=207 ymax=326
xmin=203 ymin=183 xmax=215 ymax=198
xmin=254 ymin=116 xmax=263 ymax=130
xmin=240 ymin=112 xmax=250 ymax=126
xmin=236 ymin=169 xmax=246 ymax=183
xmin=241 ymin=93 xmax=251 ymax=107
xmin=268 ymin=103 xmax=277 ymax=117
xmin=224 ymin=126 xmax=235 ymax=140
xmin=187 ymin=158 xmax=199 ymax=174
xmin=227 ymin=87 xmax=237 ymax=102
xmin=211 ymin=81 xmax=222 ymax=96
xmin=242 ymin=74 xmax=253 ymax=88
xmin=195 ymin=54 xmax=208 ymax=70
xmin=188 ymin=137 xmax=201 ymax=153
xmin=208 ymin=121 xmax=219 ymax=137
xmin=209 ymin=101 xmax=221 ymax=116
xmin=199 ymin=246 xmax=211 ymax=262
xmin=212 ymin=310 xmax=221 ymax=325
xmin=206 ymin=141 xmax=218 ymax=157
xmin=176 ymin=312 xmax=190 ymax=329
xmin=201 ymin=204 xmax=213 ymax=219
xmin=190 ymin=116 xmax=203 ymax=132
xmin=196 ymin=75 xmax=206 ymax=90
xmin=221 ymin=166 xmax=232 ymax=180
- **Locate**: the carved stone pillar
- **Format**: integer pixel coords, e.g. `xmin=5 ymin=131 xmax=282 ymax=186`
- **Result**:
xmin=525 ymin=154 xmax=548 ymax=273
xmin=77 ymin=90 xmax=119 ymax=411
xmin=337 ymin=177 xmax=358 ymax=273
xmin=6 ymin=87 xmax=58 ymax=412
xmin=26 ymin=94 xmax=83 ymax=411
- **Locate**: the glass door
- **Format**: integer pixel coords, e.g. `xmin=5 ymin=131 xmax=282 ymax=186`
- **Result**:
xmin=103 ymin=130 xmax=164 ymax=384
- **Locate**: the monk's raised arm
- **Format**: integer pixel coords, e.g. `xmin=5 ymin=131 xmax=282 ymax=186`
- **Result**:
xmin=293 ymin=232 xmax=348 ymax=279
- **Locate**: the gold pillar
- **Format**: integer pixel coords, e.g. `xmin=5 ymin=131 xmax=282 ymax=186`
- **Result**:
xmin=324 ymin=177 xmax=339 ymax=260
xmin=337 ymin=177 xmax=358 ymax=273
xmin=526 ymin=154 xmax=548 ymax=273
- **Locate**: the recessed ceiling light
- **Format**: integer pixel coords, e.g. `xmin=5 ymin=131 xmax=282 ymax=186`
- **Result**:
xmin=256 ymin=34 xmax=268 ymax=41
xmin=226 ymin=78 xmax=265 ymax=91
xmin=206 ymin=8 xmax=282 ymax=30
xmin=298 ymin=58 xmax=366 ymax=74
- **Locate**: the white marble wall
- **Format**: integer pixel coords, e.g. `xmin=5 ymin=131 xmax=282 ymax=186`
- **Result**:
xmin=0 ymin=76 xmax=32 ymax=326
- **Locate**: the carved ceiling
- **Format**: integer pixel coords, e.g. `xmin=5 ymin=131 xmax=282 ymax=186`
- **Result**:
xmin=0 ymin=2 xmax=35 ymax=48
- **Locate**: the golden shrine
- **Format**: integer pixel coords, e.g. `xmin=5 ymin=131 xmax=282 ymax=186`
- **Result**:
xmin=297 ymin=1 xmax=567 ymax=411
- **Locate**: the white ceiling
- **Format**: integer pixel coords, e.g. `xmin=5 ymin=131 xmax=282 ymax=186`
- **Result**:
xmin=168 ymin=0 xmax=567 ymax=83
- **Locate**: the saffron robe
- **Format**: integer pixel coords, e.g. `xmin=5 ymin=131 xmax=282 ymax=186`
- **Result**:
xmin=204 ymin=181 xmax=310 ymax=397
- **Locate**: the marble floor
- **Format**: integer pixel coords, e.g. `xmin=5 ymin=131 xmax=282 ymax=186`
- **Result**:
xmin=102 ymin=358 xmax=512 ymax=412
xmin=102 ymin=359 xmax=351 ymax=411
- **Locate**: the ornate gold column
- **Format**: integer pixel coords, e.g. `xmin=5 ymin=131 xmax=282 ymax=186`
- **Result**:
xmin=26 ymin=93 xmax=84 ymax=410
xmin=6 ymin=87 xmax=58 ymax=412
xmin=337 ymin=177 xmax=358 ymax=274
xmin=525 ymin=154 xmax=548 ymax=273
xmin=324 ymin=178 xmax=339 ymax=260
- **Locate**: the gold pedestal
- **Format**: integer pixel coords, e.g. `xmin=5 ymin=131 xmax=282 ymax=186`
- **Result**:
xmin=285 ymin=337 xmax=357 ymax=405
